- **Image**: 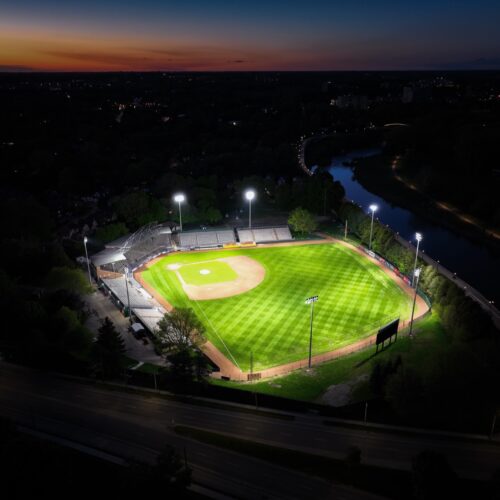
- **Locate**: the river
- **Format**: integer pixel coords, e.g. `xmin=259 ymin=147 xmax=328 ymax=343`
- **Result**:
xmin=322 ymin=149 xmax=499 ymax=304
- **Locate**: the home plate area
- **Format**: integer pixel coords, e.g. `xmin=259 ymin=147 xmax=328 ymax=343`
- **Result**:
xmin=169 ymin=256 xmax=265 ymax=300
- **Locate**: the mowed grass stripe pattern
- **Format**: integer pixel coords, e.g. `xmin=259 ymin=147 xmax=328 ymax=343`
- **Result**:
xmin=140 ymin=244 xmax=411 ymax=371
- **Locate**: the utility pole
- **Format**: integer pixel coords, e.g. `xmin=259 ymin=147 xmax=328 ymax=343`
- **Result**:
xmin=369 ymin=204 xmax=377 ymax=250
xmin=305 ymin=296 xmax=319 ymax=369
xmin=412 ymin=233 xmax=423 ymax=287
xmin=83 ymin=236 xmax=92 ymax=285
xmin=344 ymin=219 xmax=348 ymax=239
xmin=409 ymin=268 xmax=421 ymax=337
xmin=124 ymin=267 xmax=132 ymax=323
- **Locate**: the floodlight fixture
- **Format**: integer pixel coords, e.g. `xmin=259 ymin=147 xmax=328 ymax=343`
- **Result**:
xmin=409 ymin=268 xmax=422 ymax=337
xmin=368 ymin=203 xmax=379 ymax=250
xmin=305 ymin=295 xmax=319 ymax=368
xmin=245 ymin=189 xmax=256 ymax=228
xmin=412 ymin=233 xmax=423 ymax=287
xmin=83 ymin=236 xmax=91 ymax=285
xmin=245 ymin=190 xmax=255 ymax=201
xmin=174 ymin=193 xmax=185 ymax=231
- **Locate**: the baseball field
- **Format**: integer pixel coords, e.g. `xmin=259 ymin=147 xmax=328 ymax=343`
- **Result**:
xmin=138 ymin=242 xmax=413 ymax=372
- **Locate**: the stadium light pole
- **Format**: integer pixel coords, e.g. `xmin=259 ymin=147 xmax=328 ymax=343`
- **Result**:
xmin=174 ymin=193 xmax=185 ymax=232
xmin=409 ymin=268 xmax=421 ymax=337
xmin=368 ymin=204 xmax=378 ymax=250
xmin=412 ymin=233 xmax=423 ymax=287
xmin=245 ymin=189 xmax=255 ymax=229
xmin=305 ymin=295 xmax=318 ymax=369
xmin=83 ymin=236 xmax=92 ymax=285
xmin=124 ymin=266 xmax=132 ymax=323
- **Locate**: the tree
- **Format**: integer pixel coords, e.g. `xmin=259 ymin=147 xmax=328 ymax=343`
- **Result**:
xmin=93 ymin=317 xmax=126 ymax=378
xmin=45 ymin=267 xmax=91 ymax=295
xmin=412 ymin=451 xmax=457 ymax=500
xmin=94 ymin=222 xmax=129 ymax=244
xmin=155 ymin=308 xmax=204 ymax=353
xmin=112 ymin=192 xmax=164 ymax=229
xmin=288 ymin=207 xmax=317 ymax=235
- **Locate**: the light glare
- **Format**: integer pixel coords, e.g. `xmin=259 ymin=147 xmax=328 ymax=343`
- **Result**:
xmin=245 ymin=189 xmax=255 ymax=201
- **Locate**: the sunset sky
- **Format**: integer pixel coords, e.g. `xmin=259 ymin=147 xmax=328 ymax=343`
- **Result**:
xmin=1 ymin=0 xmax=500 ymax=72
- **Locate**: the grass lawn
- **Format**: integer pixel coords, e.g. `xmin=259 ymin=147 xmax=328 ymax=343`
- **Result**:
xmin=139 ymin=243 xmax=412 ymax=372
xmin=211 ymin=311 xmax=446 ymax=402
xmin=177 ymin=260 xmax=237 ymax=285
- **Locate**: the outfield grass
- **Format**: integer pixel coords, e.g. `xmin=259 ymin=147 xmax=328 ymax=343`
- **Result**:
xmin=211 ymin=311 xmax=446 ymax=402
xmin=140 ymin=243 xmax=412 ymax=371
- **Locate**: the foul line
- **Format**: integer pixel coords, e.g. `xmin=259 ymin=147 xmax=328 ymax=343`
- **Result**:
xmin=162 ymin=268 xmax=241 ymax=371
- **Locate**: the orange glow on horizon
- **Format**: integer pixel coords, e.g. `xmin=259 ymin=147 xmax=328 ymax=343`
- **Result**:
xmin=0 ymin=24 xmax=307 ymax=72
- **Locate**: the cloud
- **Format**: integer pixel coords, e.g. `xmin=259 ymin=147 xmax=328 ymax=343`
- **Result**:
xmin=0 ymin=64 xmax=34 ymax=72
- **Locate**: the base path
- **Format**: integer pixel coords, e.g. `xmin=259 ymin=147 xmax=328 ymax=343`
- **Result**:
xmin=209 ymin=236 xmax=428 ymax=381
xmin=180 ymin=256 xmax=265 ymax=301
xmin=135 ymin=236 xmax=429 ymax=381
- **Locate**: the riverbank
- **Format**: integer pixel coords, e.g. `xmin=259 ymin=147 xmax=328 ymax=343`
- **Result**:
xmin=352 ymin=153 xmax=500 ymax=253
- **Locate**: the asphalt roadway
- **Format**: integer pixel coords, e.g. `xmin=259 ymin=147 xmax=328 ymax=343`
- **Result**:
xmin=1 ymin=363 xmax=499 ymax=499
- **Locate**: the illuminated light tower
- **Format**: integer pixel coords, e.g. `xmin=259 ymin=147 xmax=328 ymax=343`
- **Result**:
xmin=412 ymin=233 xmax=423 ymax=287
xmin=174 ymin=193 xmax=185 ymax=232
xmin=368 ymin=204 xmax=378 ymax=250
xmin=124 ymin=266 xmax=132 ymax=323
xmin=409 ymin=268 xmax=421 ymax=337
xmin=83 ymin=236 xmax=92 ymax=285
xmin=305 ymin=295 xmax=319 ymax=369
xmin=245 ymin=189 xmax=255 ymax=229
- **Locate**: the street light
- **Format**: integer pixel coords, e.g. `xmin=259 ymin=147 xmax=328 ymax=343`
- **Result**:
xmin=124 ymin=266 xmax=132 ymax=323
xmin=305 ymin=295 xmax=319 ymax=369
xmin=368 ymin=204 xmax=378 ymax=250
xmin=409 ymin=268 xmax=421 ymax=337
xmin=83 ymin=236 xmax=92 ymax=285
xmin=412 ymin=232 xmax=423 ymax=287
xmin=245 ymin=189 xmax=255 ymax=229
xmin=174 ymin=193 xmax=185 ymax=231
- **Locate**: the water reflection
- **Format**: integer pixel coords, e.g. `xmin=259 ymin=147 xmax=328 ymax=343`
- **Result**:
xmin=324 ymin=150 xmax=499 ymax=303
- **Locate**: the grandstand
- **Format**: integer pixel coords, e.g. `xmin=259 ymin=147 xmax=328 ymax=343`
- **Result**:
xmin=91 ymin=222 xmax=174 ymax=274
xmin=90 ymin=222 xmax=292 ymax=279
xmin=177 ymin=229 xmax=236 ymax=249
xmin=236 ymin=226 xmax=293 ymax=243
xmin=102 ymin=277 xmax=154 ymax=309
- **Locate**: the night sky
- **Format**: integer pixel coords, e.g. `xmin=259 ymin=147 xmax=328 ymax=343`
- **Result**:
xmin=1 ymin=0 xmax=500 ymax=71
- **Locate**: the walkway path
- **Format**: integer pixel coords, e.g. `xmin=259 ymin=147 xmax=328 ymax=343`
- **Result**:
xmin=84 ymin=290 xmax=167 ymax=366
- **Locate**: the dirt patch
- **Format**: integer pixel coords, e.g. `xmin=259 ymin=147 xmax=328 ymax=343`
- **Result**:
xmin=181 ymin=256 xmax=265 ymax=301
xmin=320 ymin=374 xmax=368 ymax=407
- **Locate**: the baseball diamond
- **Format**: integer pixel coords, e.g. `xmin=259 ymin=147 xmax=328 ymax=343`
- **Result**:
xmin=138 ymin=242 xmax=414 ymax=372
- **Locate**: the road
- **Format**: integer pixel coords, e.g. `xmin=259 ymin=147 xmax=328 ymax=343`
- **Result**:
xmin=1 ymin=363 xmax=499 ymax=498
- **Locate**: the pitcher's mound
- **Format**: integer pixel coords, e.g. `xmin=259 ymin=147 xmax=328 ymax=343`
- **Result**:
xmin=180 ymin=256 xmax=265 ymax=300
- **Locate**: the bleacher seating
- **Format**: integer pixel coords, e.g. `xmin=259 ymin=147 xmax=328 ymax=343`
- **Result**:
xmin=274 ymin=226 xmax=293 ymax=241
xmin=179 ymin=233 xmax=198 ymax=248
xmin=217 ymin=230 xmax=236 ymax=245
xmin=196 ymin=232 xmax=219 ymax=247
xmin=252 ymin=228 xmax=277 ymax=243
xmin=237 ymin=229 xmax=254 ymax=243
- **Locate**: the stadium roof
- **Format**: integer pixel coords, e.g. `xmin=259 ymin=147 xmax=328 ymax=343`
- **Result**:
xmin=90 ymin=247 xmax=126 ymax=266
